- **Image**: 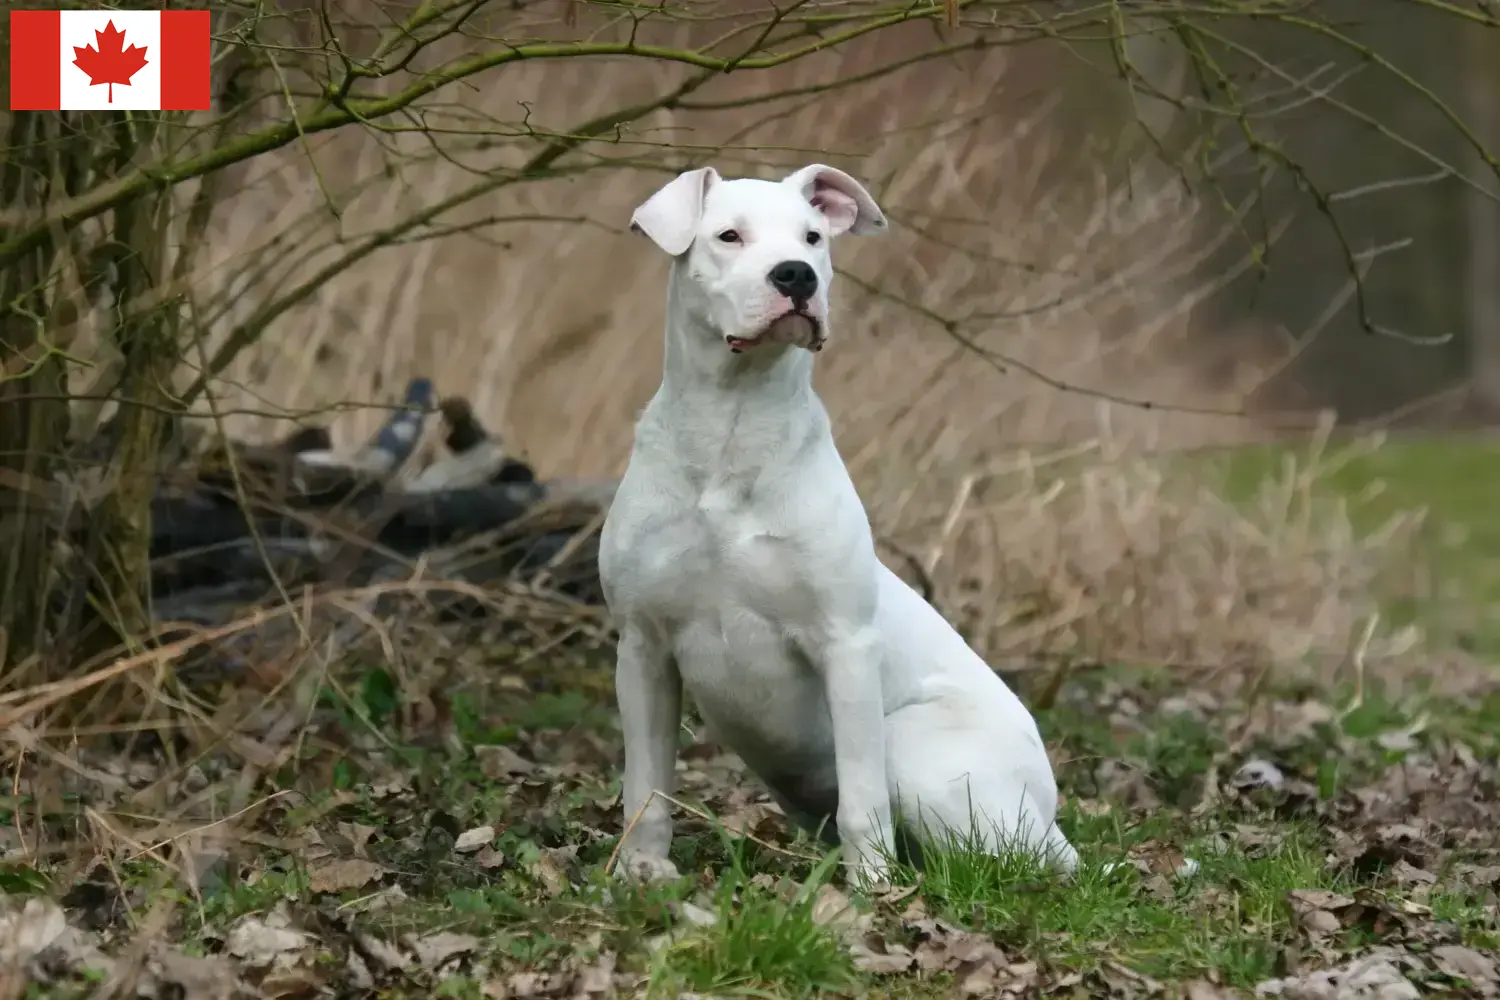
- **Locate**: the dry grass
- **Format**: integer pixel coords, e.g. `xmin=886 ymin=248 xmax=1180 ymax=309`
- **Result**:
xmin=65 ymin=21 xmax=1425 ymax=680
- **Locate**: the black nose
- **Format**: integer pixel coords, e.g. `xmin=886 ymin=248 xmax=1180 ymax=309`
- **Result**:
xmin=767 ymin=260 xmax=818 ymax=302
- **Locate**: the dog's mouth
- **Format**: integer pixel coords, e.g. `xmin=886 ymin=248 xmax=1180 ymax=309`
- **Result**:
xmin=727 ymin=311 xmax=824 ymax=354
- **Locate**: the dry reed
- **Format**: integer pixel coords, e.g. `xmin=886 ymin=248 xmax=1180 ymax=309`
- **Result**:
xmin=38 ymin=15 xmax=1430 ymax=723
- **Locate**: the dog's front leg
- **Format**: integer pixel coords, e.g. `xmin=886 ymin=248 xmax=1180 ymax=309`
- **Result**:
xmin=816 ymin=627 xmax=896 ymax=885
xmin=614 ymin=621 xmax=683 ymax=883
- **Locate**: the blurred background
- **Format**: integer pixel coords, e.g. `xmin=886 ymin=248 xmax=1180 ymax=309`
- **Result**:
xmin=4 ymin=0 xmax=1499 ymax=692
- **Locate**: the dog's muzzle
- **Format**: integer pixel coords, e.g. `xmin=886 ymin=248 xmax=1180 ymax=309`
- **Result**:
xmin=727 ymin=312 xmax=824 ymax=354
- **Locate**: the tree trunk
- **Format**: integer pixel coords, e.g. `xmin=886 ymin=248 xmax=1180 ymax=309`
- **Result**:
xmin=69 ymin=115 xmax=188 ymax=661
xmin=0 ymin=111 xmax=78 ymax=670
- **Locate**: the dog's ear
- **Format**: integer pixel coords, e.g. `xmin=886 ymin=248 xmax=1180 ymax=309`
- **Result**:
xmin=630 ymin=167 xmax=720 ymax=256
xmin=781 ymin=164 xmax=888 ymax=237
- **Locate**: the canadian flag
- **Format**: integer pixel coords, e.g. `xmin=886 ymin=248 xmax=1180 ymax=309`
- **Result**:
xmin=9 ymin=10 xmax=210 ymax=111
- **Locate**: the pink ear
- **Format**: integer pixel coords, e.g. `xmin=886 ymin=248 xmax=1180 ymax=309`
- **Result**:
xmin=781 ymin=164 xmax=888 ymax=237
xmin=629 ymin=167 xmax=719 ymax=256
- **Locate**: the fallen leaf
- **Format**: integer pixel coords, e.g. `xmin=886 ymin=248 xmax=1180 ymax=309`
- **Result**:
xmin=1141 ymin=873 xmax=1176 ymax=902
xmin=810 ymin=884 xmax=859 ymax=930
xmin=1186 ymin=979 xmax=1237 ymax=1000
xmin=1431 ymin=944 xmax=1497 ymax=986
xmin=1286 ymin=889 xmax=1358 ymax=935
xmin=0 ymin=897 xmax=67 ymax=966
xmin=1130 ymin=839 xmax=1199 ymax=878
xmin=572 ymin=951 xmax=616 ymax=994
xmin=454 ymin=824 xmax=495 ymax=853
xmin=144 ymin=947 xmax=244 ymax=1000
xmin=720 ymin=802 xmax=780 ymax=838
xmin=356 ymin=932 xmax=411 ymax=973
xmin=226 ymin=911 xmax=309 ymax=968
xmin=1386 ymin=859 xmax=1436 ymax=889
xmin=346 ymin=952 xmax=375 ymax=991
xmin=877 ymin=880 xmax=922 ymax=906
xmin=848 ymin=933 xmax=916 ymax=974
xmin=673 ymin=901 xmax=718 ymax=927
xmin=475 ymin=744 xmax=537 ymax=779
xmin=308 ymin=858 xmax=385 ymax=894
xmin=1255 ymin=948 xmax=1420 ymax=1000
xmin=504 ymin=970 xmax=546 ymax=995
xmin=337 ymin=822 xmax=379 ymax=857
xmin=258 ymin=967 xmax=326 ymax=998
xmin=405 ymin=930 xmax=480 ymax=971
xmin=345 ymin=883 xmax=409 ymax=913
xmin=527 ymin=846 xmax=576 ymax=897
xmin=475 ymin=844 xmax=506 ymax=868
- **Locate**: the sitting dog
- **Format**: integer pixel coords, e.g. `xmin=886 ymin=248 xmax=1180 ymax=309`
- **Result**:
xmin=599 ymin=163 xmax=1079 ymax=885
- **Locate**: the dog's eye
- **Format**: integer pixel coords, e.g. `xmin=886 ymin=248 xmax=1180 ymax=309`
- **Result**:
xmin=717 ymin=230 xmax=741 ymax=244
xmin=805 ymin=231 xmax=822 ymax=246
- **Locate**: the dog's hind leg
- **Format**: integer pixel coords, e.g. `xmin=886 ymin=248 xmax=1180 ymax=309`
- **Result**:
xmin=760 ymin=775 xmax=840 ymax=847
xmin=762 ymin=780 xmax=930 ymax=869
xmin=1042 ymin=823 xmax=1080 ymax=875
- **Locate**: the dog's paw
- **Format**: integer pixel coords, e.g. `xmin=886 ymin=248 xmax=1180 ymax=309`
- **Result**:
xmin=845 ymin=857 xmax=892 ymax=891
xmin=615 ymin=851 xmax=681 ymax=884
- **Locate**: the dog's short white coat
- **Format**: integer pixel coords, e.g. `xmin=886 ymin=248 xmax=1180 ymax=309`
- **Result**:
xmin=599 ymin=163 xmax=1079 ymax=884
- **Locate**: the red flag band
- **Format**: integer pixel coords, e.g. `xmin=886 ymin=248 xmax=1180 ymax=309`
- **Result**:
xmin=9 ymin=10 xmax=210 ymax=111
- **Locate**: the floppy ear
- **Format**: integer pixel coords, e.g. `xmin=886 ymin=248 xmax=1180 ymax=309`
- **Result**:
xmin=781 ymin=163 xmax=888 ymax=237
xmin=629 ymin=167 xmax=720 ymax=256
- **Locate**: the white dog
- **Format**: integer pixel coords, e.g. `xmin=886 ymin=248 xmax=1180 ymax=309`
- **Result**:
xmin=598 ymin=163 xmax=1079 ymax=885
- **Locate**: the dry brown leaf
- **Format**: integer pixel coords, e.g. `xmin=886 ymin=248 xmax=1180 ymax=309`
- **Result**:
xmin=720 ymin=802 xmax=781 ymax=838
xmin=308 ymin=858 xmax=386 ymax=894
xmin=258 ymin=968 xmax=326 ymax=998
xmin=454 ymin=824 xmax=495 ymax=853
xmin=356 ymin=932 xmax=411 ymax=973
xmin=810 ymin=884 xmax=858 ymax=930
xmin=1185 ymin=979 xmax=1237 ymax=1000
xmin=0 ymin=897 xmax=67 ymax=967
xmin=145 ymin=948 xmax=246 ymax=1000
xmin=1287 ymin=889 xmax=1358 ymax=935
xmin=877 ymin=879 xmax=922 ymax=906
xmin=848 ymin=934 xmax=916 ymax=974
xmin=346 ymin=884 xmax=409 ymax=913
xmin=572 ymin=951 xmax=617 ymax=994
xmin=1431 ymin=944 xmax=1497 ymax=987
xmin=1256 ymin=948 xmax=1419 ymax=1000
xmin=501 ymin=970 xmax=546 ymax=996
xmin=527 ymin=846 xmax=576 ymax=896
xmin=1141 ymin=873 xmax=1176 ymax=902
xmin=405 ymin=930 xmax=480 ymax=971
xmin=1130 ymin=839 xmax=1200 ymax=878
xmin=226 ymin=908 xmax=309 ymax=968
xmin=475 ymin=744 xmax=537 ymax=779
xmin=337 ymin=822 xmax=379 ymax=857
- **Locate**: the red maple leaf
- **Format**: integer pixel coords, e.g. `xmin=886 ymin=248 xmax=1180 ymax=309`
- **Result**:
xmin=72 ymin=21 xmax=149 ymax=104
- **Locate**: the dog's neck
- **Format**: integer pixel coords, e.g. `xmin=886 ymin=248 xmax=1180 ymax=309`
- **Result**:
xmin=661 ymin=267 xmax=815 ymax=393
xmin=652 ymin=264 xmax=823 ymax=477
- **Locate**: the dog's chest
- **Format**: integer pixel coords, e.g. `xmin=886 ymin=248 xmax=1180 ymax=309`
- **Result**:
xmin=627 ymin=474 xmax=812 ymax=623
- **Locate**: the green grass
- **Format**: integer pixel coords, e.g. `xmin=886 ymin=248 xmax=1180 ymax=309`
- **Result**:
xmin=51 ymin=665 xmax=1474 ymax=1000
xmin=1197 ymin=432 xmax=1500 ymax=654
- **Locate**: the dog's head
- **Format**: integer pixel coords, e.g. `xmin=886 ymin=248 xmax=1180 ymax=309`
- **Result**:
xmin=629 ymin=164 xmax=887 ymax=354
